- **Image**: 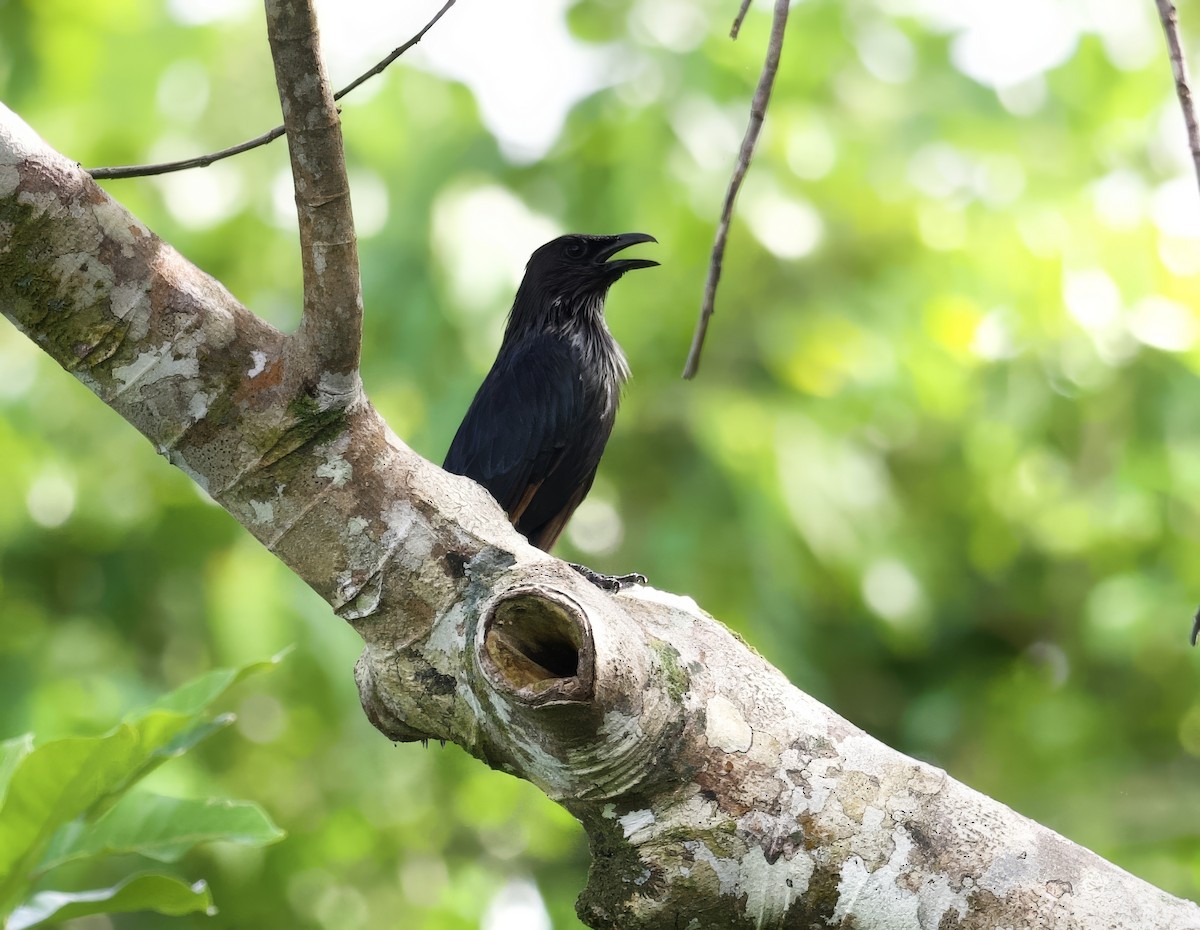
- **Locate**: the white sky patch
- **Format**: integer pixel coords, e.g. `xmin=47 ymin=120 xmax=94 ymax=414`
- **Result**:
xmin=971 ymin=308 xmax=1020 ymax=361
xmin=1151 ymin=176 xmax=1200 ymax=238
xmin=1129 ymin=296 xmax=1198 ymax=352
xmin=399 ymin=857 xmax=449 ymax=908
xmin=156 ymin=60 xmax=210 ymax=125
xmin=0 ymin=331 xmax=38 ymax=402
xmin=949 ymin=0 xmax=1080 ymax=87
xmin=1091 ymin=169 xmax=1147 ymax=231
xmin=916 ymin=203 xmax=966 ymax=251
xmin=671 ymin=96 xmax=744 ymax=172
xmin=875 ymin=0 xmax=1154 ymax=87
xmin=481 ymin=878 xmax=551 ymax=930
xmin=432 ymin=184 xmax=560 ymax=318
xmin=855 ymin=23 xmax=917 ymax=84
xmin=1085 ymin=0 xmax=1158 ymax=71
xmin=236 ymin=692 xmax=287 ymax=744
xmin=744 ymin=193 xmax=824 ymax=260
xmin=787 ymin=121 xmax=837 ymax=181
xmin=302 ymin=0 xmax=612 ymax=162
xmin=630 ymin=0 xmax=709 ymax=53
xmin=27 ymin=470 xmax=76 ymax=529
xmin=973 ymin=155 xmax=1026 ymax=207
xmin=908 ymin=142 xmax=971 ymax=200
xmin=1016 ymin=208 xmax=1071 ymax=258
xmin=777 ymin=417 xmax=892 ymax=561
xmin=167 ymin=0 xmax=253 ymax=25
xmin=995 ymin=76 xmax=1047 ymax=116
xmin=1159 ymin=237 xmax=1200 ymax=276
xmin=566 ymin=497 xmax=624 ymax=556
xmin=1062 ymin=268 xmax=1122 ymax=332
xmin=348 ymin=168 xmax=389 ymax=239
xmin=271 ymin=167 xmax=298 ymax=231
xmin=154 ymin=160 xmax=244 ymax=231
xmin=862 ymin=559 xmax=923 ymax=623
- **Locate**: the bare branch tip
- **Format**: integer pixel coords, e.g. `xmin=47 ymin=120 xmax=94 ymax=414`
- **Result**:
xmin=730 ymin=0 xmax=754 ymax=39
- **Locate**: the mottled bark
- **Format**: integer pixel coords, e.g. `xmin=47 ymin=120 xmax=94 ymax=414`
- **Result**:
xmin=2 ymin=72 xmax=1198 ymax=930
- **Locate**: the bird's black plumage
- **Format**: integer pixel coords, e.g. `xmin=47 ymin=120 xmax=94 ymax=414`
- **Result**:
xmin=444 ymin=233 xmax=657 ymax=555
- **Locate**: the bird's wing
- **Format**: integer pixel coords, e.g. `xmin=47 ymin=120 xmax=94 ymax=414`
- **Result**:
xmin=443 ymin=333 xmax=586 ymax=521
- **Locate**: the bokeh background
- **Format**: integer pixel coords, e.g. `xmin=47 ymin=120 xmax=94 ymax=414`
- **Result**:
xmin=4 ymin=0 xmax=1200 ymax=925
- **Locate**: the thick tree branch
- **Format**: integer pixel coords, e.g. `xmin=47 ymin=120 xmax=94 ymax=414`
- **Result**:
xmin=86 ymin=0 xmax=456 ymax=181
xmin=1156 ymin=0 xmax=1200 ymax=196
xmin=4 ymin=103 xmax=1200 ymax=930
xmin=265 ymin=0 xmax=363 ymax=384
xmin=682 ymin=0 xmax=790 ymax=380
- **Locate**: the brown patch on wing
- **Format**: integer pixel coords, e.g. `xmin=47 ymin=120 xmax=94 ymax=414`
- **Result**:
xmin=528 ymin=485 xmax=587 ymax=551
xmin=508 ymin=480 xmax=543 ymax=524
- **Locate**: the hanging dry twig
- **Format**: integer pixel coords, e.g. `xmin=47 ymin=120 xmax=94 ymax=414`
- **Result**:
xmin=682 ymin=0 xmax=790 ymax=380
xmin=87 ymin=0 xmax=456 ymax=180
xmin=1155 ymin=0 xmax=1200 ymax=195
xmin=730 ymin=0 xmax=754 ymax=39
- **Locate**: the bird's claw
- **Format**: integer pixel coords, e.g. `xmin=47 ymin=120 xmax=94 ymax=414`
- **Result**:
xmin=568 ymin=563 xmax=647 ymax=593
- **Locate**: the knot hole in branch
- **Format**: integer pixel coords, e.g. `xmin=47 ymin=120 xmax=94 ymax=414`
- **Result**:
xmin=479 ymin=586 xmax=595 ymax=705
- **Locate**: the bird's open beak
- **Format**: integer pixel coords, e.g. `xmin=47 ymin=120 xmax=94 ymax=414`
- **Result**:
xmin=596 ymin=232 xmax=659 ymax=276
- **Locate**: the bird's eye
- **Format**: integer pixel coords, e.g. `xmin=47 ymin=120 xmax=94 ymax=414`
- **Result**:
xmin=564 ymin=240 xmax=586 ymax=259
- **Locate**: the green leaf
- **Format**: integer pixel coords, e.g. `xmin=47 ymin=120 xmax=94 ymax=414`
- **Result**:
xmin=142 ymin=650 xmax=289 ymax=720
xmin=39 ymin=794 xmax=284 ymax=870
xmin=6 ymin=873 xmax=214 ymax=930
xmin=0 ymin=728 xmax=144 ymax=884
xmin=158 ymin=714 xmax=237 ymax=762
xmin=90 ymin=651 xmax=288 ymax=820
xmin=0 ymin=653 xmax=286 ymax=890
xmin=0 ymin=737 xmax=33 ymax=807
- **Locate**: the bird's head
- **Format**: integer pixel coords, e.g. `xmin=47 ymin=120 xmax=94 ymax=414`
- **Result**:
xmin=517 ymin=233 xmax=659 ymax=311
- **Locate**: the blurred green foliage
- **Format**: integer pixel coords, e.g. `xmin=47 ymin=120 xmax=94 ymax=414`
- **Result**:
xmin=3 ymin=0 xmax=1200 ymax=925
xmin=0 ymin=659 xmax=284 ymax=929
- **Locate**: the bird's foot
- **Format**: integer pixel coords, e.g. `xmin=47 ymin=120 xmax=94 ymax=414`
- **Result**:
xmin=1191 ymin=605 xmax=1200 ymax=646
xmin=568 ymin=562 xmax=647 ymax=593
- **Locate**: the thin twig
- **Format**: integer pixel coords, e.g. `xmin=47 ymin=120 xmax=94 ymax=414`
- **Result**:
xmin=1155 ymin=0 xmax=1200 ymax=196
xmin=328 ymin=0 xmax=456 ymax=100
xmin=730 ymin=0 xmax=754 ymax=39
xmin=87 ymin=0 xmax=456 ymax=181
xmin=682 ymin=0 xmax=790 ymax=380
xmin=88 ymin=128 xmax=287 ymax=180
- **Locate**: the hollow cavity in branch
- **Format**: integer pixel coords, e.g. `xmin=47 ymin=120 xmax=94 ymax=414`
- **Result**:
xmin=479 ymin=586 xmax=595 ymax=705
xmin=682 ymin=0 xmax=790 ymax=380
xmin=86 ymin=0 xmax=457 ymax=181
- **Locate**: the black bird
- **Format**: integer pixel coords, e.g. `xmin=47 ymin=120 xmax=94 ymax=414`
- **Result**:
xmin=443 ymin=232 xmax=657 ymax=590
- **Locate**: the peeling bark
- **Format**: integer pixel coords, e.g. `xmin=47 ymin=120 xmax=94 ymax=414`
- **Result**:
xmin=3 ymin=100 xmax=1199 ymax=930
